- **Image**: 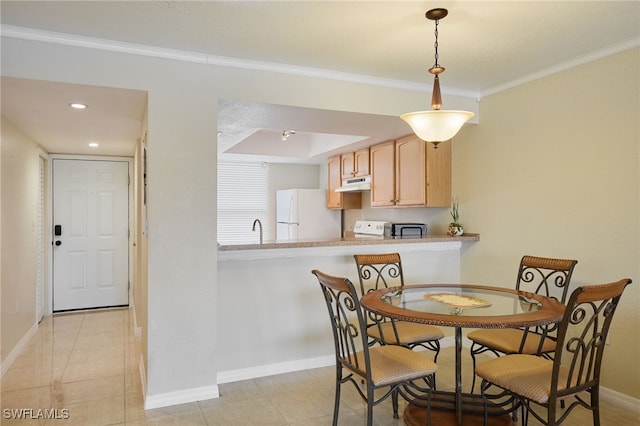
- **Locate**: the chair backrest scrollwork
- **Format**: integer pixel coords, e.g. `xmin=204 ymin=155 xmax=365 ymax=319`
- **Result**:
xmin=312 ymin=269 xmax=369 ymax=378
xmin=354 ymin=253 xmax=405 ymax=296
xmin=550 ymin=278 xmax=632 ymax=402
xmin=516 ymin=255 xmax=578 ymax=303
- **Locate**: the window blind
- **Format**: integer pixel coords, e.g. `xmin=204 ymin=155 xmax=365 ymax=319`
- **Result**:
xmin=217 ymin=162 xmax=269 ymax=244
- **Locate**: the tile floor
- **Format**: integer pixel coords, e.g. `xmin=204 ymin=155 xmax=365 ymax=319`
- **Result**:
xmin=2 ymin=308 xmax=637 ymax=425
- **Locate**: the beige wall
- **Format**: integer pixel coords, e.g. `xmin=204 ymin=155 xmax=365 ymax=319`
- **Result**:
xmin=453 ymin=47 xmax=640 ymax=397
xmin=1 ymin=117 xmax=40 ymax=362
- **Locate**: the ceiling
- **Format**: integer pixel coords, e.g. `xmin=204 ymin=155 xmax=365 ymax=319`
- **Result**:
xmin=1 ymin=1 xmax=639 ymax=162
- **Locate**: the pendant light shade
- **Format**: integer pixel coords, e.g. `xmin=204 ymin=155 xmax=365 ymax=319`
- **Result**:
xmin=401 ymin=110 xmax=475 ymax=143
xmin=402 ymin=8 xmax=474 ymax=147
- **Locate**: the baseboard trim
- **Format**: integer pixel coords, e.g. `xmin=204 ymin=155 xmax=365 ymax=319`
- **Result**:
xmin=600 ymin=385 xmax=640 ymax=414
xmin=1 ymin=322 xmax=38 ymax=377
xmin=217 ymin=354 xmax=335 ymax=384
xmin=144 ymin=384 xmax=220 ymax=410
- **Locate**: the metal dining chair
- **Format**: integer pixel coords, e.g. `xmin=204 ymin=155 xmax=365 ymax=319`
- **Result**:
xmin=353 ymin=253 xmax=444 ymax=361
xmin=475 ymin=278 xmax=632 ymax=426
xmin=468 ymin=255 xmax=578 ymax=392
xmin=311 ymin=269 xmax=437 ymax=426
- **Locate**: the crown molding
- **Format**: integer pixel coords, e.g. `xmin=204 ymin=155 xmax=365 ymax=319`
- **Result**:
xmin=6 ymin=25 xmax=634 ymax=101
xmin=480 ymin=37 xmax=640 ymax=98
xmin=1 ymin=25 xmax=479 ymax=99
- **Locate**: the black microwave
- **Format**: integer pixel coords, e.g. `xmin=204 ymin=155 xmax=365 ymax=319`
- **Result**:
xmin=391 ymin=223 xmax=427 ymax=238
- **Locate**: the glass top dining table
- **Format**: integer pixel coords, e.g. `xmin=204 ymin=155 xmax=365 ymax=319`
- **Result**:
xmin=360 ymin=284 xmax=565 ymax=426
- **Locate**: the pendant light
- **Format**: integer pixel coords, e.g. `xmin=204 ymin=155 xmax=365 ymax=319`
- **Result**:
xmin=401 ymin=8 xmax=474 ymax=148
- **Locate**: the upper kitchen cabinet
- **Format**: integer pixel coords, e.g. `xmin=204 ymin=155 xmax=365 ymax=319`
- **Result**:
xmin=370 ymin=140 xmax=396 ymax=207
xmin=370 ymin=135 xmax=451 ymax=208
xmin=340 ymin=148 xmax=370 ymax=179
xmin=327 ymin=155 xmax=362 ymax=210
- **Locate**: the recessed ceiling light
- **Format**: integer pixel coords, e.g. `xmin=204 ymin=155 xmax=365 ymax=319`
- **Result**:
xmin=88 ymin=142 xmax=99 ymax=147
xmin=69 ymin=103 xmax=87 ymax=109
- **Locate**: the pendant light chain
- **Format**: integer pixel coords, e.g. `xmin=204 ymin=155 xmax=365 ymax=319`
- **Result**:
xmin=433 ymin=18 xmax=440 ymax=68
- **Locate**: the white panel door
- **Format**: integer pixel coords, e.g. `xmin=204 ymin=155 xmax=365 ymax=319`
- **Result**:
xmin=53 ymin=159 xmax=129 ymax=311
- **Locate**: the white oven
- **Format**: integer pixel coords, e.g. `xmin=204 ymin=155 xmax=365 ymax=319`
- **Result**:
xmin=353 ymin=220 xmax=391 ymax=238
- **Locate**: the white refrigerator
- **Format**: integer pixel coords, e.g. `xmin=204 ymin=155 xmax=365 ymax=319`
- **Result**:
xmin=276 ymin=189 xmax=341 ymax=241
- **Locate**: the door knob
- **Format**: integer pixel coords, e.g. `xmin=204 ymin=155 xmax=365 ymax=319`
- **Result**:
xmin=55 ymin=240 xmax=62 ymax=246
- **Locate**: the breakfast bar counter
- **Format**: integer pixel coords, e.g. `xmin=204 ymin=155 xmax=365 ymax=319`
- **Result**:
xmin=218 ymin=233 xmax=479 ymax=259
xmin=215 ymin=233 xmax=479 ymax=382
xmin=219 ymin=233 xmax=479 ymax=251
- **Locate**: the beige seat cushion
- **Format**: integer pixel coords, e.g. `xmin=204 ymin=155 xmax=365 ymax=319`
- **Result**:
xmin=475 ymin=354 xmax=569 ymax=404
xmin=467 ymin=328 xmax=556 ymax=355
xmin=368 ymin=321 xmax=444 ymax=345
xmin=351 ymin=345 xmax=437 ymax=387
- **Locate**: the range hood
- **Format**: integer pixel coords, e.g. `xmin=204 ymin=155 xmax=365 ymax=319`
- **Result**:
xmin=335 ymin=176 xmax=371 ymax=192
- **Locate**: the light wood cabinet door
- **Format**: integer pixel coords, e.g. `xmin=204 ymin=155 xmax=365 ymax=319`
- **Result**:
xmin=341 ymin=153 xmax=355 ymax=179
xmin=328 ymin=155 xmax=362 ymax=210
xmin=327 ymin=155 xmax=343 ymax=209
xmin=370 ymin=140 xmax=396 ymax=207
xmin=425 ymin=139 xmax=451 ymax=207
xmin=342 ymin=148 xmax=369 ymax=178
xmin=395 ymin=135 xmax=427 ymax=206
xmin=354 ymin=148 xmax=370 ymax=176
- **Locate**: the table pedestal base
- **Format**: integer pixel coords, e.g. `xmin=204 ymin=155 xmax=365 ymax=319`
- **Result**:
xmin=403 ymin=394 xmax=514 ymax=426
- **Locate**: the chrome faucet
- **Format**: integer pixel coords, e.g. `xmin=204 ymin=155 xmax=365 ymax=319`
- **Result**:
xmin=252 ymin=219 xmax=263 ymax=244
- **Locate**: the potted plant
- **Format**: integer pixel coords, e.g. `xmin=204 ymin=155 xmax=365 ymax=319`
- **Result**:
xmin=448 ymin=197 xmax=464 ymax=236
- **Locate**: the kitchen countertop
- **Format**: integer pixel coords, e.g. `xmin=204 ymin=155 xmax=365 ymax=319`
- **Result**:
xmin=218 ymin=233 xmax=479 ymax=251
